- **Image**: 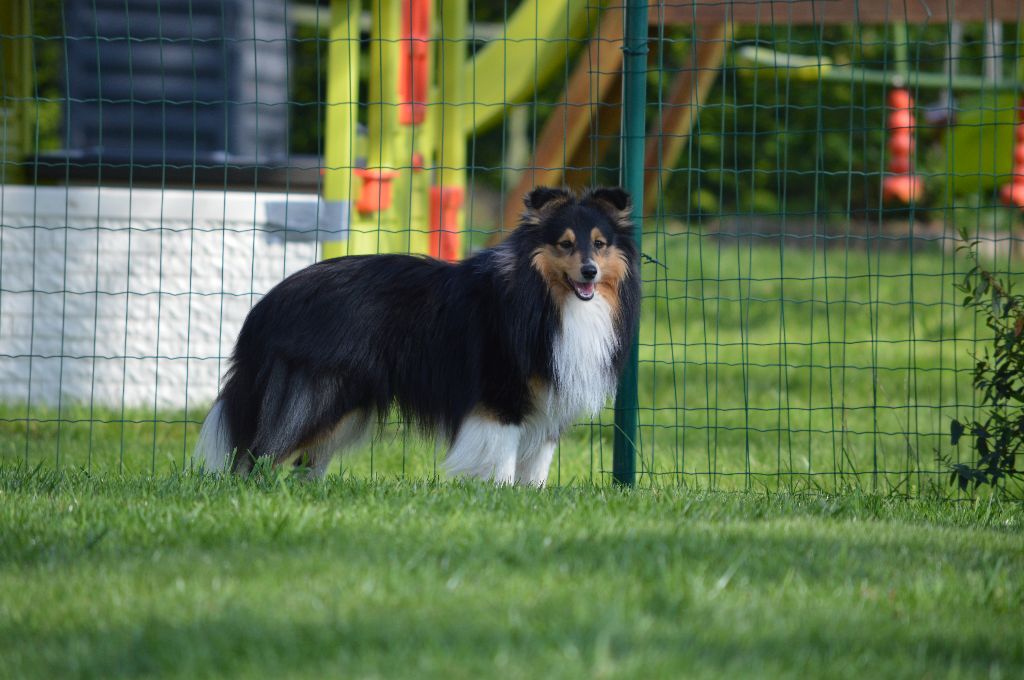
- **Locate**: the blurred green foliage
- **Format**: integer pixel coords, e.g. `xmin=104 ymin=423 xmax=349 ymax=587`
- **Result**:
xmin=19 ymin=0 xmax=64 ymax=155
xmin=655 ymin=22 xmax=1024 ymax=226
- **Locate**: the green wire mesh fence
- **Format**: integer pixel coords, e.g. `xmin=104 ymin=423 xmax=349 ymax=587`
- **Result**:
xmin=1 ymin=0 xmax=1022 ymax=495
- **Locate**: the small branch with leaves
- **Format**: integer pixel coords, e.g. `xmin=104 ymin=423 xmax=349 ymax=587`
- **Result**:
xmin=949 ymin=227 xmax=1024 ymax=492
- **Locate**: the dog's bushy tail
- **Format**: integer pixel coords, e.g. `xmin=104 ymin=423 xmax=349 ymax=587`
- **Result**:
xmin=193 ymin=400 xmax=233 ymax=472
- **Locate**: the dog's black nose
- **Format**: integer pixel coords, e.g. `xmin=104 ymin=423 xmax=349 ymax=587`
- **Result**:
xmin=580 ymin=263 xmax=598 ymax=280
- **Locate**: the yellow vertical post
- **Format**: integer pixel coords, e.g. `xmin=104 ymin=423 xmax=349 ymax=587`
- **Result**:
xmin=437 ymin=0 xmax=464 ymax=191
xmin=395 ymin=0 xmax=434 ymax=254
xmin=349 ymin=0 xmax=403 ymax=254
xmin=405 ymin=121 xmax=433 ymax=254
xmin=409 ymin=73 xmax=439 ymax=254
xmin=322 ymin=0 xmax=361 ymax=260
xmin=430 ymin=0 xmax=466 ymax=260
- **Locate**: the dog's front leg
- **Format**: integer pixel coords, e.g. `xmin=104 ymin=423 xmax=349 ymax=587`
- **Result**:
xmin=514 ymin=438 xmax=557 ymax=487
xmin=445 ymin=411 xmax=520 ymax=484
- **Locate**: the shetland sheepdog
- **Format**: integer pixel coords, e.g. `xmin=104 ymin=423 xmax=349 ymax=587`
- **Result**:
xmin=194 ymin=186 xmax=640 ymax=485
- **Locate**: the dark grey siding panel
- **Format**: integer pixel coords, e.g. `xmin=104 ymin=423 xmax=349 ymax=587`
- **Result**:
xmin=63 ymin=0 xmax=289 ymax=163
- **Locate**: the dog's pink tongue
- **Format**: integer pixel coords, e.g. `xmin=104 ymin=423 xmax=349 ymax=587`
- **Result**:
xmin=576 ymin=282 xmax=595 ymax=297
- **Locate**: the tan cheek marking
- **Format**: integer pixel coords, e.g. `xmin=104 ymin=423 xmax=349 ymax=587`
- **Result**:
xmin=531 ymin=247 xmax=571 ymax=303
xmin=594 ymin=245 xmax=629 ymax=315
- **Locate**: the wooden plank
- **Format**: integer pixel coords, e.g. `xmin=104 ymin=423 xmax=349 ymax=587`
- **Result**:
xmin=498 ymin=9 xmax=625 ymax=235
xmin=644 ymin=23 xmax=728 ymax=207
xmin=564 ymin=71 xmax=623 ymax=190
xmin=653 ymin=0 xmax=1024 ymax=25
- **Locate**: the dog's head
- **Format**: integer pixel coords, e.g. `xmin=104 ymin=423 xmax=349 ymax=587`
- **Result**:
xmin=520 ymin=187 xmax=635 ymax=303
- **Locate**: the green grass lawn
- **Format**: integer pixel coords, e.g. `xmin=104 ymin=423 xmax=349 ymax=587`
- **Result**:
xmin=1 ymin=469 xmax=1021 ymax=679
xmin=1 ymin=236 xmax=1017 ymax=495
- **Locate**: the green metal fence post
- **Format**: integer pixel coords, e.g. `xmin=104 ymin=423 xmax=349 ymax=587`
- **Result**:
xmin=612 ymin=0 xmax=648 ymax=487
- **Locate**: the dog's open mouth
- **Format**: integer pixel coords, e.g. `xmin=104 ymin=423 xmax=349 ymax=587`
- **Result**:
xmin=566 ymin=275 xmax=595 ymax=301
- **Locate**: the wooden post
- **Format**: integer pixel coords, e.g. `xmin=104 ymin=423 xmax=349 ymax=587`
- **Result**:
xmin=643 ymin=23 xmax=727 ymax=208
xmin=655 ymin=0 xmax=1022 ymax=25
xmin=564 ymin=71 xmax=623 ymax=189
xmin=497 ymin=9 xmax=625 ymax=238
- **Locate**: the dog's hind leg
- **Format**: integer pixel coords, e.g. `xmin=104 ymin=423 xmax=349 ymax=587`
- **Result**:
xmin=296 ymin=409 xmax=375 ymax=479
xmin=445 ymin=410 xmax=520 ymax=484
xmin=193 ymin=400 xmax=233 ymax=473
xmin=248 ymin=362 xmax=323 ymax=468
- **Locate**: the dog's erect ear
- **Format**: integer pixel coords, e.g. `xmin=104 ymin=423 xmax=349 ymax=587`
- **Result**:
xmin=523 ymin=186 xmax=572 ymax=213
xmin=520 ymin=187 xmax=573 ymax=227
xmin=589 ymin=187 xmax=631 ymax=213
xmin=586 ymin=187 xmax=633 ymax=233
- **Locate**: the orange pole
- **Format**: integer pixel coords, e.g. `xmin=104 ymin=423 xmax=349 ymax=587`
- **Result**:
xmin=882 ymin=87 xmax=924 ymax=204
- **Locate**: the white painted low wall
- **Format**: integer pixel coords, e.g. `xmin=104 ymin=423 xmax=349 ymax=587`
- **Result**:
xmin=0 ymin=185 xmax=344 ymax=411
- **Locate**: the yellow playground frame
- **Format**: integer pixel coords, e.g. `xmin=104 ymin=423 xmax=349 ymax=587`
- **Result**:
xmin=320 ymin=0 xmax=600 ymax=261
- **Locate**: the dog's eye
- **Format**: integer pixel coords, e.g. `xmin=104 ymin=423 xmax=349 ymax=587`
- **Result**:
xmin=559 ymin=240 xmax=573 ymax=250
xmin=594 ymin=240 xmax=606 ymax=250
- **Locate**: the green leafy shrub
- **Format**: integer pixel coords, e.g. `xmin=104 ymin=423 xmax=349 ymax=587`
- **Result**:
xmin=949 ymin=228 xmax=1024 ymax=491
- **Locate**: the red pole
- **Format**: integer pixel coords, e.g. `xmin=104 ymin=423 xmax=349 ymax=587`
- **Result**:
xmin=882 ymin=87 xmax=924 ymax=204
xmin=399 ymin=0 xmax=431 ymax=125
xmin=429 ymin=186 xmax=463 ymax=261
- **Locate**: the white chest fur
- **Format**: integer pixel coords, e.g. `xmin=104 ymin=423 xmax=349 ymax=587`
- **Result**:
xmin=549 ymin=294 xmax=619 ymax=425
xmin=456 ymin=294 xmax=620 ymax=483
